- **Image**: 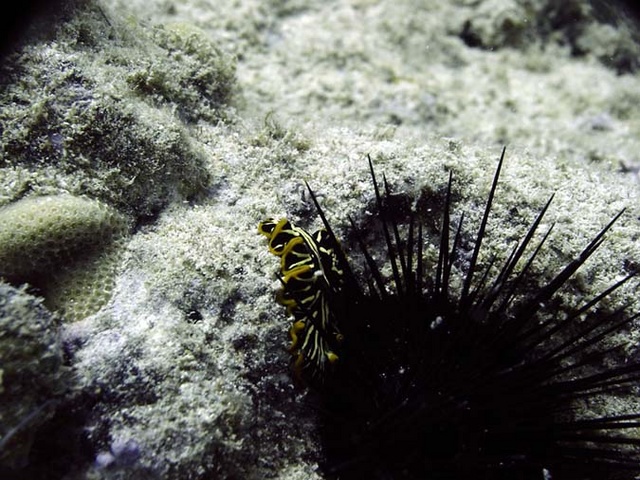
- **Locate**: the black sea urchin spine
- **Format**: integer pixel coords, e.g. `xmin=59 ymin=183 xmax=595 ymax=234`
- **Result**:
xmin=259 ymin=148 xmax=640 ymax=480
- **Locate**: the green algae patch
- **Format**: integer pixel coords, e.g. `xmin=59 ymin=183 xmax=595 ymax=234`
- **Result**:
xmin=0 ymin=194 xmax=130 ymax=321
xmin=127 ymin=22 xmax=237 ymax=123
xmin=0 ymin=0 xmax=233 ymax=220
xmin=0 ymin=283 xmax=65 ymax=469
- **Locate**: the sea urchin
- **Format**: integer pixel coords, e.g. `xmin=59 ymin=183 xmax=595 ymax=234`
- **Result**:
xmin=258 ymin=148 xmax=640 ymax=480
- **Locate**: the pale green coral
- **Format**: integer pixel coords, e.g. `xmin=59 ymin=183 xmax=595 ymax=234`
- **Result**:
xmin=0 ymin=195 xmax=130 ymax=321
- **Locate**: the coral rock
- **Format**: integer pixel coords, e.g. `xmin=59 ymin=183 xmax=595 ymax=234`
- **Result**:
xmin=0 ymin=283 xmax=65 ymax=469
xmin=0 ymin=195 xmax=129 ymax=321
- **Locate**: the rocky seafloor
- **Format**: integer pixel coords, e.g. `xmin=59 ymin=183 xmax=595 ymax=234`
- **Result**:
xmin=2 ymin=0 xmax=640 ymax=478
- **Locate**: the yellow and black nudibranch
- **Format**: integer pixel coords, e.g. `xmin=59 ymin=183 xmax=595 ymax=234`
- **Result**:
xmin=257 ymin=218 xmax=345 ymax=379
xmin=259 ymin=148 xmax=640 ymax=480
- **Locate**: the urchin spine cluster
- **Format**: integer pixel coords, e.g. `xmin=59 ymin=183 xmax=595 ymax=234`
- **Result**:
xmin=260 ymin=149 xmax=640 ymax=479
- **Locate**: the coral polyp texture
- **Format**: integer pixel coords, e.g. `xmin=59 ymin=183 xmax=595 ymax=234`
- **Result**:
xmin=0 ymin=194 xmax=129 ymax=321
xmin=259 ymin=151 xmax=640 ymax=480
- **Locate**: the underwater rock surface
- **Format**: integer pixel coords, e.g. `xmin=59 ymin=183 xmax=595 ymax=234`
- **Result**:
xmin=1 ymin=0 xmax=640 ymax=479
xmin=0 ymin=284 xmax=66 ymax=471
